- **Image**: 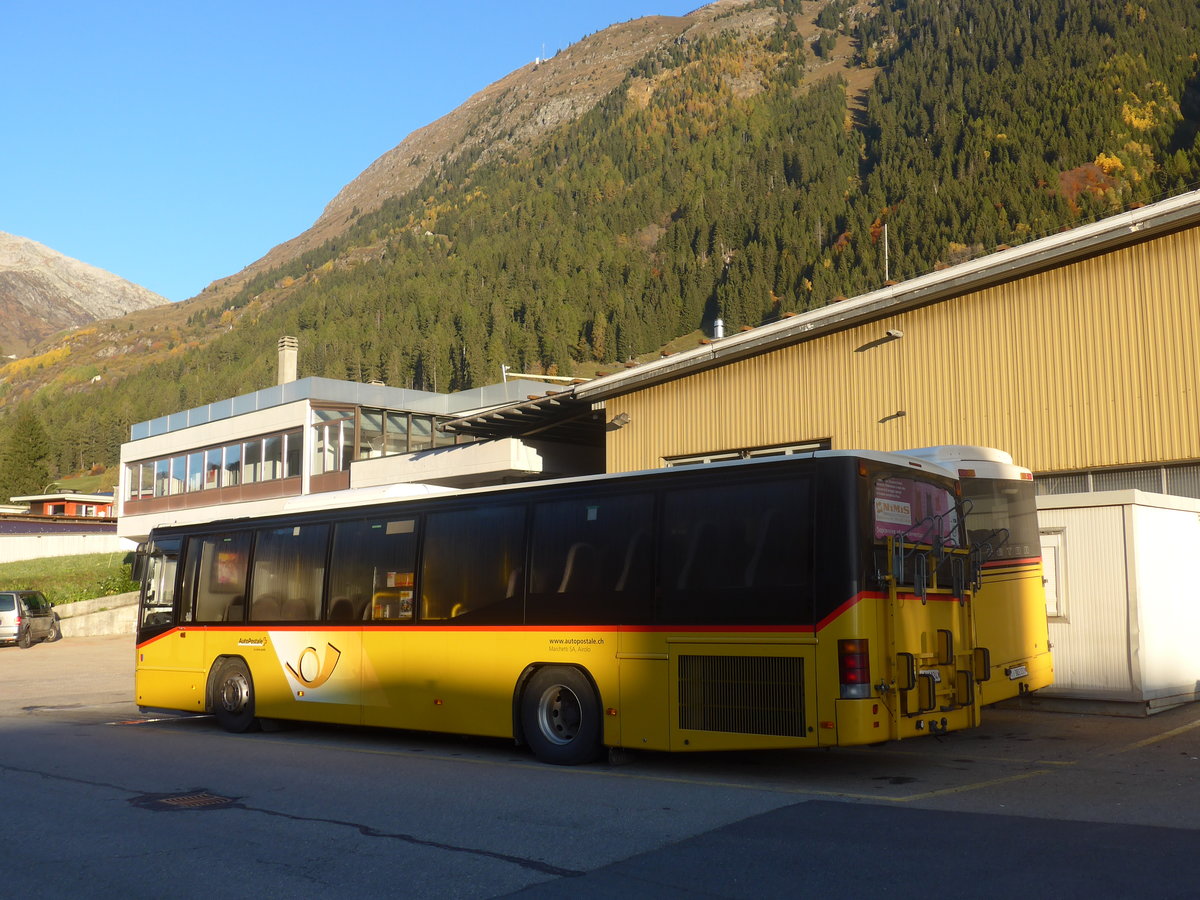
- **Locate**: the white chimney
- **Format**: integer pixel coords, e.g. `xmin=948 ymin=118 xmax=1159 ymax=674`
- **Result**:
xmin=278 ymin=336 xmax=298 ymax=385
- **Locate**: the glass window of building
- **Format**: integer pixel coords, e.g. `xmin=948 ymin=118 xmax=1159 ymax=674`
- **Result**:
xmin=284 ymin=429 xmax=302 ymax=478
xmin=223 ymin=444 xmax=241 ymax=487
xmin=204 ymin=447 xmax=222 ymax=489
xmin=243 ymin=439 xmax=262 ymax=484
xmin=313 ymin=409 xmax=354 ymax=475
xmin=434 ymin=418 xmax=455 ymax=448
xmin=263 ymin=435 xmax=283 ymax=480
xmin=385 ymin=412 xmax=408 ymax=454
xmin=153 ymin=459 xmax=170 ymax=497
xmin=360 ymin=410 xmax=385 ymax=459
xmin=187 ymin=452 xmax=204 ymax=492
xmin=169 ymin=456 xmax=186 ymax=495
xmin=410 ymin=415 xmax=433 ymax=452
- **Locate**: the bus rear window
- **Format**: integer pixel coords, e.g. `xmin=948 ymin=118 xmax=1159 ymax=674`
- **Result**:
xmin=873 ymin=477 xmax=960 ymax=546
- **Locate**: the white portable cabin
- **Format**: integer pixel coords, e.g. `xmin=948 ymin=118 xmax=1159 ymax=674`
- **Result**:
xmin=1036 ymin=490 xmax=1200 ymax=715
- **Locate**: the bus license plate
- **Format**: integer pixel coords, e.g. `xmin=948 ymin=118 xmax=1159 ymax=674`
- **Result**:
xmin=1006 ymin=665 xmax=1029 ymax=679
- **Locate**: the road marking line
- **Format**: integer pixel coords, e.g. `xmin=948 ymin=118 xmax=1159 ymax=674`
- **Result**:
xmin=1111 ymin=716 xmax=1200 ymax=754
xmin=885 ymin=769 xmax=1055 ymax=802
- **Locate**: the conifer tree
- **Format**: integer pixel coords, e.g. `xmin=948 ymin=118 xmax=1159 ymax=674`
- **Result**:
xmin=0 ymin=408 xmax=53 ymax=502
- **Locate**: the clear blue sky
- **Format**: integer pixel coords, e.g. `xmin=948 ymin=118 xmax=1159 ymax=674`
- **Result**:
xmin=3 ymin=1 xmax=700 ymax=302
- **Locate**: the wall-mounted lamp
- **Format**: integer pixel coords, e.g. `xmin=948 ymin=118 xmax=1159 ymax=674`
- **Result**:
xmin=855 ymin=330 xmax=905 ymax=353
xmin=609 ymin=412 xmax=631 ymax=428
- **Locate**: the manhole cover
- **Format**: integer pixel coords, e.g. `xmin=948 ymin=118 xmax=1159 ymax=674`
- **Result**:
xmin=128 ymin=790 xmax=241 ymax=812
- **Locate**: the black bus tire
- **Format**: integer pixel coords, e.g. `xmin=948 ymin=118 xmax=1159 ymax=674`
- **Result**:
xmin=520 ymin=666 xmax=602 ymax=765
xmin=211 ymin=658 xmax=260 ymax=733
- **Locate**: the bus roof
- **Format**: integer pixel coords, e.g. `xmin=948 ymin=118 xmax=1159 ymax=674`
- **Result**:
xmin=146 ymin=448 xmax=960 ymax=535
xmin=903 ymin=445 xmax=1031 ymax=481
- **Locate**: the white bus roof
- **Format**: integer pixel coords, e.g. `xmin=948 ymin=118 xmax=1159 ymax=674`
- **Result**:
xmin=281 ymin=482 xmax=458 ymax=513
xmin=903 ymin=445 xmax=1031 ymax=481
xmin=149 ymin=449 xmax=962 ymax=535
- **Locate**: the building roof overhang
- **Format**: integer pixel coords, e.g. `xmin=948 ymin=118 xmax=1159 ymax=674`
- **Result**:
xmin=9 ymin=493 xmax=114 ymax=503
xmin=440 ymin=392 xmax=603 ymax=445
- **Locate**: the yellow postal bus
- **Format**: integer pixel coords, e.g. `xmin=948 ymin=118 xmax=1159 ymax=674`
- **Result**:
xmin=135 ymin=451 xmax=985 ymax=764
xmin=906 ymin=446 xmax=1053 ymax=703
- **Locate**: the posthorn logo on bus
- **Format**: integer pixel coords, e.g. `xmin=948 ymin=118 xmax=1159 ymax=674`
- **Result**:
xmin=285 ymin=643 xmax=342 ymax=689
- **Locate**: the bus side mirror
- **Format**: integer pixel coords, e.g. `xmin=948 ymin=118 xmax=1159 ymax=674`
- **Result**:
xmin=131 ymin=543 xmax=148 ymax=582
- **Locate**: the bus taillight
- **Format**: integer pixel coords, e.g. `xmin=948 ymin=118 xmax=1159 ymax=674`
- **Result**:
xmin=838 ymin=639 xmax=871 ymax=699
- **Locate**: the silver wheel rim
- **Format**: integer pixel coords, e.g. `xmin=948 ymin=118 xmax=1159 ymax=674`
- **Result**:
xmin=535 ymin=683 xmax=582 ymax=746
xmin=220 ymin=671 xmax=250 ymax=714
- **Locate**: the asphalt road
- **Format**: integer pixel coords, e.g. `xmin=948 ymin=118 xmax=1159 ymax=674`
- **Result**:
xmin=2 ymin=636 xmax=1198 ymax=898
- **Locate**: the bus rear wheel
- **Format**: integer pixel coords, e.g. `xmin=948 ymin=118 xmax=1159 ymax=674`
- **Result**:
xmin=212 ymin=658 xmax=260 ymax=733
xmin=521 ymin=667 xmax=601 ymax=765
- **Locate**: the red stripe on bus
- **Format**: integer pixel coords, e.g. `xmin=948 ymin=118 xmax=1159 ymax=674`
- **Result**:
xmin=135 ymin=588 xmax=974 ymax=649
xmin=981 ymin=556 xmax=1041 ymax=570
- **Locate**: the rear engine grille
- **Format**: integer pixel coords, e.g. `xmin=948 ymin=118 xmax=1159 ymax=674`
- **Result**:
xmin=677 ymin=654 xmax=805 ymax=737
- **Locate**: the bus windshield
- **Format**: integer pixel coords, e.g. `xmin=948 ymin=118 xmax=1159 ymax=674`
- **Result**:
xmin=962 ymin=477 xmax=1039 ymax=561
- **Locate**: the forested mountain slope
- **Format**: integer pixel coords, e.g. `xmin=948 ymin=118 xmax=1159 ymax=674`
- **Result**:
xmin=5 ymin=0 xmax=1199 ymax=478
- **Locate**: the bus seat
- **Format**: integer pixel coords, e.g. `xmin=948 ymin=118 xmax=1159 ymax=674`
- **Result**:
xmin=615 ymin=530 xmax=649 ymax=592
xmin=250 ymin=595 xmax=282 ymax=620
xmin=223 ymin=595 xmax=245 ymax=622
xmin=505 ymin=567 xmax=524 ymax=599
xmin=558 ymin=542 xmax=598 ymax=593
xmin=743 ymin=509 xmax=776 ymax=588
xmin=281 ymin=598 xmax=311 ymax=620
xmin=329 ymin=598 xmax=353 ymax=621
xmin=676 ymin=521 xmax=718 ymax=589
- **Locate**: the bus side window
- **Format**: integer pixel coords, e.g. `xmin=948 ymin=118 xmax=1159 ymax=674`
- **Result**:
xmin=661 ymin=477 xmax=813 ymax=625
xmin=421 ymin=505 xmax=525 ymax=623
xmin=527 ymin=493 xmax=654 ymax=624
xmin=329 ymin=518 xmax=418 ymax=622
xmin=189 ymin=533 xmax=252 ymax=624
xmin=140 ymin=553 xmax=177 ymax=629
xmin=557 ymin=542 xmax=599 ymax=593
xmin=249 ymin=524 xmax=328 ymax=622
xmin=615 ymin=529 xmax=651 ymax=592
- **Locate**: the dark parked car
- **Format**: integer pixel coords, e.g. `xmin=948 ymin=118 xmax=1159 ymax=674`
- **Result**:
xmin=0 ymin=591 xmax=61 ymax=647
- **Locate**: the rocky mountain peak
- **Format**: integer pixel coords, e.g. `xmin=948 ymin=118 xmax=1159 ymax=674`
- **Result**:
xmin=0 ymin=231 xmax=167 ymax=356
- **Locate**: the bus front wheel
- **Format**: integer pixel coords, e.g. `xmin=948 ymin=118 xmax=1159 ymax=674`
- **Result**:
xmin=521 ymin=667 xmax=601 ymax=765
xmin=212 ymin=658 xmax=260 ymax=733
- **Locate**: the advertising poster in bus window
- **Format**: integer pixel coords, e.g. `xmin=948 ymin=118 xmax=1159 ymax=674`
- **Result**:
xmin=214 ymin=549 xmax=246 ymax=591
xmin=873 ymin=478 xmax=958 ymax=545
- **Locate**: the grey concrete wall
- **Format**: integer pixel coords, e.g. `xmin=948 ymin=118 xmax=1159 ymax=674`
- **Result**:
xmin=0 ymin=534 xmax=136 ymax=564
xmin=56 ymin=591 xmax=138 ymax=638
